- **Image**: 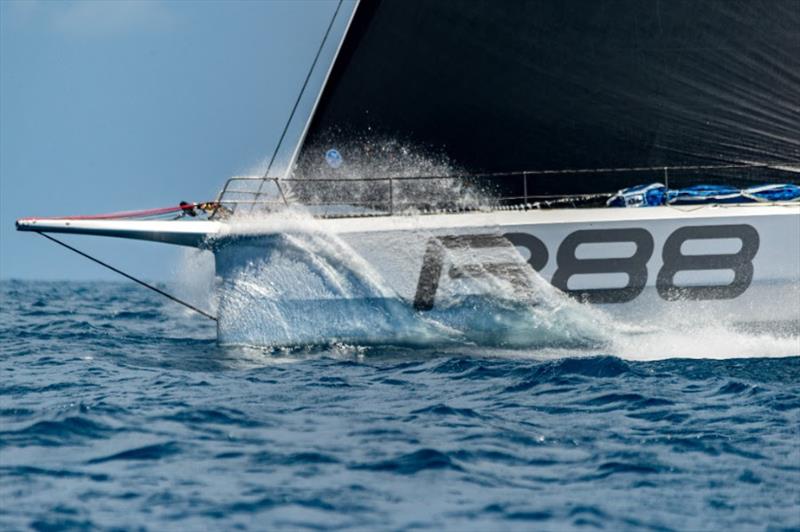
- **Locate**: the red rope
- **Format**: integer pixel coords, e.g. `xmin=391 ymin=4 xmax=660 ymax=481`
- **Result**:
xmin=17 ymin=203 xmax=202 ymax=222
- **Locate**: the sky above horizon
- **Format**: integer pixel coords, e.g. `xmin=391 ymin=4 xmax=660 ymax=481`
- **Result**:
xmin=1 ymin=0 xmax=342 ymax=281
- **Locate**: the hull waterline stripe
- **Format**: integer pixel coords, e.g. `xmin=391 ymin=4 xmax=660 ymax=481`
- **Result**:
xmin=36 ymin=232 xmax=217 ymax=322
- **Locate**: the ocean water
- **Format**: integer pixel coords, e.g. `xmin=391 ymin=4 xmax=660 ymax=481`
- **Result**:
xmin=1 ymin=280 xmax=799 ymax=531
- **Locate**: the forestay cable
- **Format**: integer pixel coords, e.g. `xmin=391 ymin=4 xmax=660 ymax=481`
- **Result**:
xmin=250 ymin=0 xmax=345 ymax=211
xmin=36 ymin=232 xmax=217 ymax=322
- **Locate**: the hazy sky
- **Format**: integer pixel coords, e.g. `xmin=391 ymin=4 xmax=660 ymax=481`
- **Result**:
xmin=1 ymin=0 xmax=345 ymax=280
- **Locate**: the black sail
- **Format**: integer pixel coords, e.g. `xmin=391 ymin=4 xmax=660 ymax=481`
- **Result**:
xmin=294 ymin=0 xmax=800 ymax=195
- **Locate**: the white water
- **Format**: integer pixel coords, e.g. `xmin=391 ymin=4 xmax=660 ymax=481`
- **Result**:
xmin=612 ymin=326 xmax=800 ymax=360
xmin=171 ymin=247 xmax=217 ymax=316
xmin=215 ymin=218 xmax=454 ymax=347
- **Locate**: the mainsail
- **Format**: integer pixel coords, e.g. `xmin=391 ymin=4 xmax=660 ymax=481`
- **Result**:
xmin=293 ymin=0 xmax=800 ymax=194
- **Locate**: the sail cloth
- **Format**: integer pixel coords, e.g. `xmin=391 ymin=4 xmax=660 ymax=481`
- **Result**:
xmin=293 ymin=0 xmax=800 ymax=195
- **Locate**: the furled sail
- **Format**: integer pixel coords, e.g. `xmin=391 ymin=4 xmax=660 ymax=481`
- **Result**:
xmin=292 ymin=0 xmax=800 ymax=194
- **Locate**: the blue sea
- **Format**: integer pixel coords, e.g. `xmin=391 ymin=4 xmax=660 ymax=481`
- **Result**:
xmin=2 ymin=280 xmax=799 ymax=531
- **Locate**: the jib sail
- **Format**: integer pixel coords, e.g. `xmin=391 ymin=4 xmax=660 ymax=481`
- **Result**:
xmin=292 ymin=0 xmax=800 ymax=194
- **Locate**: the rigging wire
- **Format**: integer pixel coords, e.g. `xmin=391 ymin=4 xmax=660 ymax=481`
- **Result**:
xmin=250 ymin=0 xmax=345 ymax=212
xmin=36 ymin=232 xmax=218 ymax=322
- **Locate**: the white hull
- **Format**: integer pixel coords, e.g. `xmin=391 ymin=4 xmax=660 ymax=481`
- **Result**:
xmin=212 ymin=205 xmax=800 ymax=346
xmin=18 ymin=204 xmax=800 ymax=347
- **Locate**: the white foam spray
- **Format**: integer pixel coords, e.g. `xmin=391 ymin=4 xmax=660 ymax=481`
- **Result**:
xmin=608 ymin=323 xmax=800 ymax=361
xmin=169 ymin=247 xmax=217 ymax=317
xmin=211 ymin=202 xmax=616 ymax=350
xmin=213 ymin=209 xmax=456 ymax=347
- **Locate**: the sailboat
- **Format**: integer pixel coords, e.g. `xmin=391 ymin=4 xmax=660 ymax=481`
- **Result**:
xmin=17 ymin=0 xmax=800 ymax=347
